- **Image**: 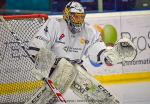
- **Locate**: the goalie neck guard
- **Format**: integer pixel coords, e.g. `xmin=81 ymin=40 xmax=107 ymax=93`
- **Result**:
xmin=63 ymin=1 xmax=86 ymax=34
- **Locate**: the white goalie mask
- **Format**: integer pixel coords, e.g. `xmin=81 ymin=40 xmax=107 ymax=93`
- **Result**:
xmin=63 ymin=1 xmax=86 ymax=34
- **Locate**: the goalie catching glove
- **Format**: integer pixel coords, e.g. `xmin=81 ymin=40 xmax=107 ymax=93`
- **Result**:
xmin=104 ymin=37 xmax=137 ymax=64
xmin=88 ymin=38 xmax=137 ymax=65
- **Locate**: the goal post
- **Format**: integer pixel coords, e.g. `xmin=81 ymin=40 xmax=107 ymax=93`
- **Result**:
xmin=0 ymin=14 xmax=48 ymax=104
xmin=3 ymin=14 xmax=48 ymax=20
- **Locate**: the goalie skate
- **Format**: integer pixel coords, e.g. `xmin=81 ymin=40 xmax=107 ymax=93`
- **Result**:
xmin=71 ymin=64 xmax=120 ymax=104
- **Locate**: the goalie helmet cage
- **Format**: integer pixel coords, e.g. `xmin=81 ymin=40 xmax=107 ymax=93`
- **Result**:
xmin=0 ymin=14 xmax=48 ymax=104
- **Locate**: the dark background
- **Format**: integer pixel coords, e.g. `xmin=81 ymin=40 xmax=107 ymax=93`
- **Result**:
xmin=0 ymin=0 xmax=150 ymax=15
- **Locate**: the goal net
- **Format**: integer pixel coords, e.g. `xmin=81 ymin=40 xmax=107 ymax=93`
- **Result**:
xmin=0 ymin=14 xmax=48 ymax=104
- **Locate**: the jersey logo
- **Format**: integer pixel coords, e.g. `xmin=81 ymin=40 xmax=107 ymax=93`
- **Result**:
xmin=56 ymin=34 xmax=65 ymax=44
xmin=63 ymin=46 xmax=82 ymax=53
xmin=59 ymin=34 xmax=65 ymax=40
xmin=80 ymin=38 xmax=89 ymax=45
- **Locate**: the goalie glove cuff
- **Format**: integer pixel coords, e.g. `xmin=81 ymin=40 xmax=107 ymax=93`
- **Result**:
xmin=104 ymin=57 xmax=113 ymax=66
xmin=102 ymin=48 xmax=123 ymax=65
xmin=87 ymin=41 xmax=107 ymax=64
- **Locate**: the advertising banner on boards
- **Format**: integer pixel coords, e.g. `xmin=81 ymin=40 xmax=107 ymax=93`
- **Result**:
xmin=83 ymin=11 xmax=150 ymax=75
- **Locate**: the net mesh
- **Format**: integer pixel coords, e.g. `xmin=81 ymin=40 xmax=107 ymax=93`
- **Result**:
xmin=0 ymin=14 xmax=48 ymax=104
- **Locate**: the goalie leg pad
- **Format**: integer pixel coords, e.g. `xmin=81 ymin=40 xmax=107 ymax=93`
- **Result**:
xmin=49 ymin=58 xmax=78 ymax=93
xmin=44 ymin=58 xmax=78 ymax=104
xmin=71 ymin=64 xmax=120 ymax=104
xmin=24 ymin=85 xmax=53 ymax=104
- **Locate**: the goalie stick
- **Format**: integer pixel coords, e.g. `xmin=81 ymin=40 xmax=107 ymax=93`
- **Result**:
xmin=25 ymin=78 xmax=66 ymax=104
xmin=0 ymin=16 xmax=66 ymax=103
xmin=44 ymin=78 xmax=66 ymax=103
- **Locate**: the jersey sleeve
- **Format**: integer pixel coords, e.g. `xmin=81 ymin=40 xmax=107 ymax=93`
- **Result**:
xmin=28 ymin=18 xmax=58 ymax=56
xmin=86 ymin=25 xmax=107 ymax=64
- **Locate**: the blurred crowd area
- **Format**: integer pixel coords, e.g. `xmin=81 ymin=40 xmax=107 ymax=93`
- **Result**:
xmin=0 ymin=0 xmax=150 ymax=15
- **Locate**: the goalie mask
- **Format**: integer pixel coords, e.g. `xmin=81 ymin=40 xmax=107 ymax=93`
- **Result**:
xmin=63 ymin=1 xmax=85 ymax=34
